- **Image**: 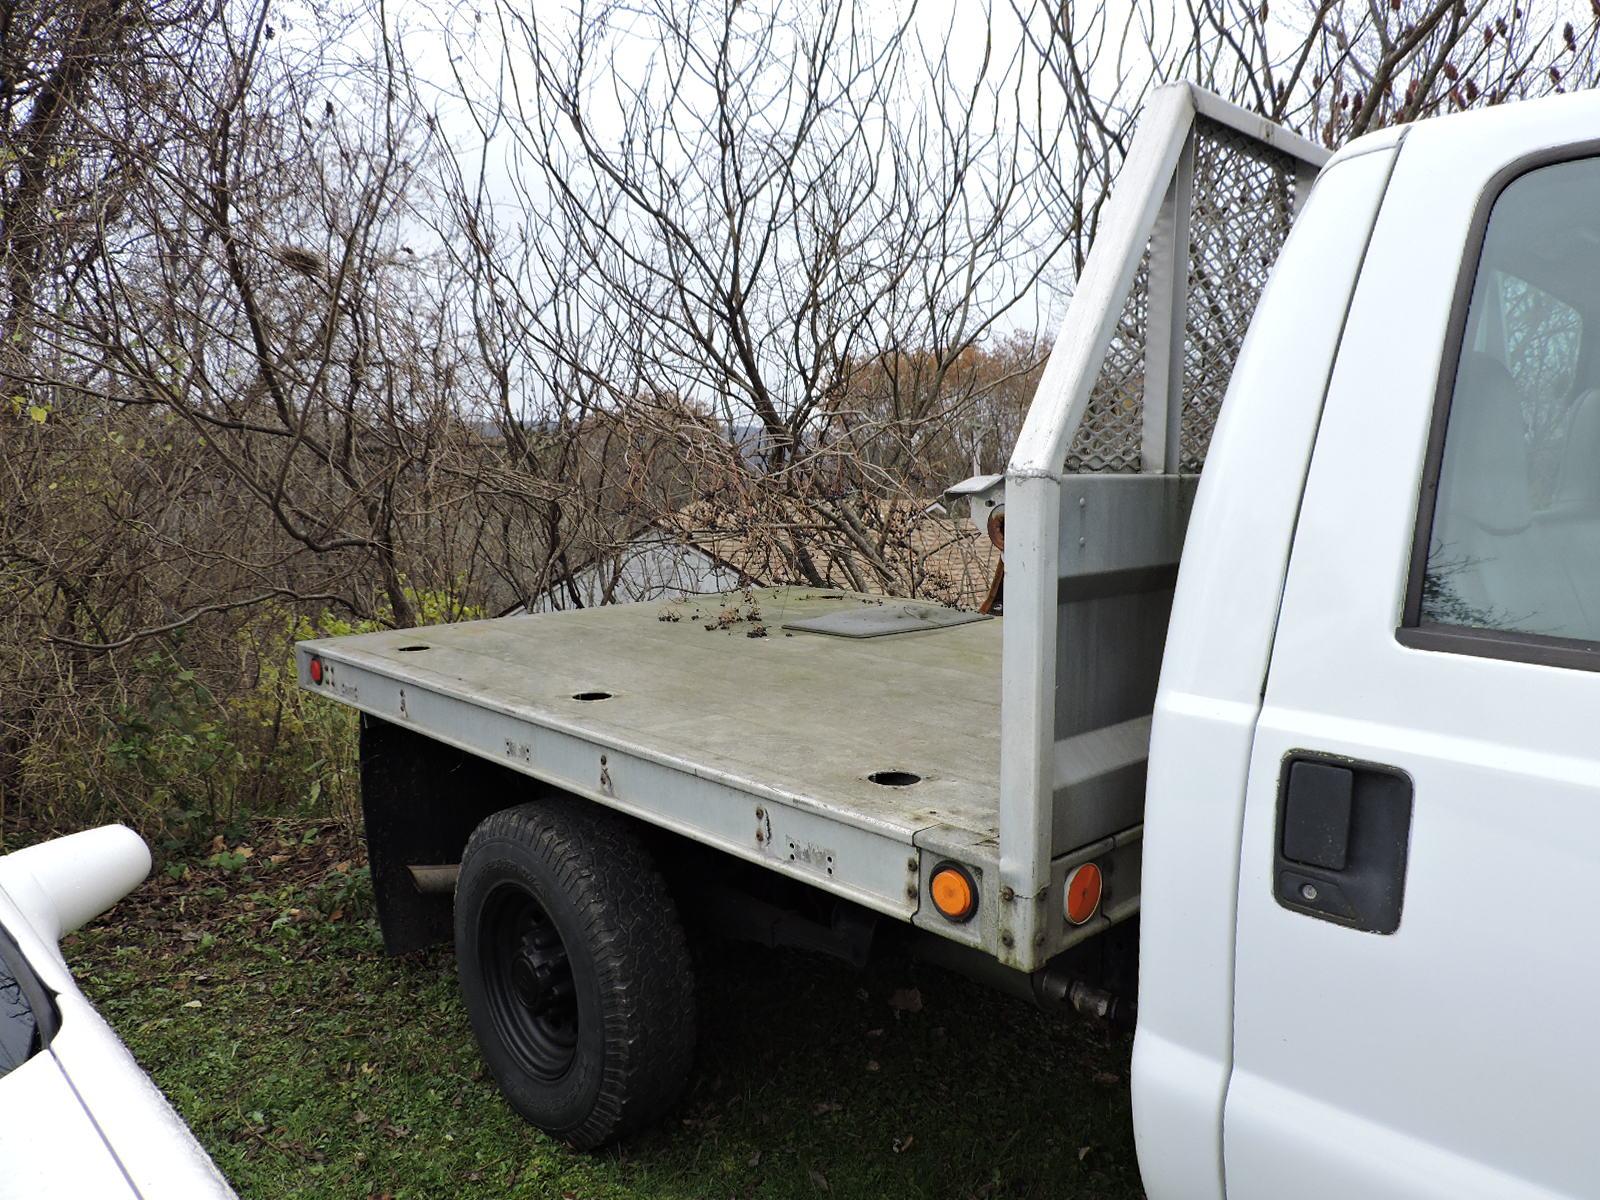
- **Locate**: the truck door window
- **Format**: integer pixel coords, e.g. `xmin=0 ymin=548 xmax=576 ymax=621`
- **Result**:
xmin=1406 ymin=154 xmax=1600 ymax=662
xmin=1479 ymin=271 xmax=1584 ymax=504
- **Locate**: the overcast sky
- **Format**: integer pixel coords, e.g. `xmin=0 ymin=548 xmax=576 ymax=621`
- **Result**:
xmin=291 ymin=0 xmax=1330 ymax=354
xmin=361 ymin=0 xmax=1138 ymax=338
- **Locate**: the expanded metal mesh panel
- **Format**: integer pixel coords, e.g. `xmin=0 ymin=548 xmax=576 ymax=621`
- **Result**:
xmin=1066 ymin=256 xmax=1149 ymax=473
xmin=1064 ymin=116 xmax=1308 ymax=474
xmin=1179 ymin=119 xmax=1299 ymax=470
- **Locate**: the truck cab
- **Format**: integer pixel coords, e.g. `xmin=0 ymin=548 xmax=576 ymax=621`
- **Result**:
xmin=1139 ymin=91 xmax=1600 ymax=1199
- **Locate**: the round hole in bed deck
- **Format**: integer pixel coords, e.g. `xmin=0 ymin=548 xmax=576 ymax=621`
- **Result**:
xmin=396 ymin=644 xmax=430 ymax=652
xmin=869 ymin=770 xmax=921 ymax=788
xmin=571 ymin=691 xmax=614 ymax=702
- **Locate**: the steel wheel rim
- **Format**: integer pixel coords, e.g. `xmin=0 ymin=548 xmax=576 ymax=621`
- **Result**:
xmin=479 ymin=881 xmax=579 ymax=1082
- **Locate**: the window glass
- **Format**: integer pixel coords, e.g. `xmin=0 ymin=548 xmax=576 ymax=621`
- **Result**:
xmin=1420 ymin=157 xmax=1600 ymax=642
xmin=0 ymin=934 xmax=40 ymax=1079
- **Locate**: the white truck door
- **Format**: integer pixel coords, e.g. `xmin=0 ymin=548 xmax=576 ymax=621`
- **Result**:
xmin=1225 ymin=94 xmax=1600 ymax=1200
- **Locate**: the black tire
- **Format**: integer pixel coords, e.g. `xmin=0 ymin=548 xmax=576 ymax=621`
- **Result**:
xmin=454 ymin=799 xmax=696 ymax=1149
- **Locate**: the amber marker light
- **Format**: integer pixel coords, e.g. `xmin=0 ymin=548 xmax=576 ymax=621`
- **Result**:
xmin=930 ymin=862 xmax=978 ymax=923
xmin=1064 ymin=862 xmax=1103 ymax=926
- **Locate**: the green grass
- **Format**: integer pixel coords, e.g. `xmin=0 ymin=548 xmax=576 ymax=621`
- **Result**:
xmin=63 ymin=821 xmax=1143 ymax=1200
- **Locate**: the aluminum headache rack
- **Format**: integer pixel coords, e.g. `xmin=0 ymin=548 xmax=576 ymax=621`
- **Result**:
xmin=987 ymin=83 xmax=1328 ymax=970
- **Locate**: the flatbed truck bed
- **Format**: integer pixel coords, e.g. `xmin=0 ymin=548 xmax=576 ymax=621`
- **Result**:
xmin=299 ymin=587 xmax=1140 ymax=961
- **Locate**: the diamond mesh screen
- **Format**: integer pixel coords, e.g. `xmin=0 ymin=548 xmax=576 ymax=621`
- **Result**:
xmin=1065 ymin=255 xmax=1149 ymax=472
xmin=1066 ymin=116 xmax=1306 ymax=473
xmin=1180 ymin=120 xmax=1299 ymax=470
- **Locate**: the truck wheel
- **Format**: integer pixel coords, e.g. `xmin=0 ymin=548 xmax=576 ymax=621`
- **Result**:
xmin=454 ymin=799 xmax=695 ymax=1148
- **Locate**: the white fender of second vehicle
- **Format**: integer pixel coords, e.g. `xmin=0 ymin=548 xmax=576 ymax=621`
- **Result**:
xmin=0 ymin=826 xmax=238 ymax=1200
xmin=0 ymin=824 xmax=151 ymax=945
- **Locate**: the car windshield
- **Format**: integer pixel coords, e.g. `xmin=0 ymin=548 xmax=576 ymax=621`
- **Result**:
xmin=0 ymin=925 xmax=41 ymax=1077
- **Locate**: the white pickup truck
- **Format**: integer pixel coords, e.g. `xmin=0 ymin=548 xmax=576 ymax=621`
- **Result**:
xmin=298 ymin=84 xmax=1600 ymax=1198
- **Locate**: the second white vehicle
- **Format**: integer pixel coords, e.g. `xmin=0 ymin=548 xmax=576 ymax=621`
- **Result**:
xmin=0 ymin=826 xmax=235 ymax=1200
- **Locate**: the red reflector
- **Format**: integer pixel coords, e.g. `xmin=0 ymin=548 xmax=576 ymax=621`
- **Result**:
xmin=1064 ymin=862 xmax=1102 ymax=926
xmin=308 ymin=656 xmax=324 ymax=684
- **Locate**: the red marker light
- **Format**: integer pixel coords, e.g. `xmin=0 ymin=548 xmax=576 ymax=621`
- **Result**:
xmin=308 ymin=656 xmax=324 ymax=685
xmin=986 ymin=506 xmax=1006 ymax=550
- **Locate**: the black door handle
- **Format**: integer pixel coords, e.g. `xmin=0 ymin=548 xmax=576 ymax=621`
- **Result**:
xmin=1274 ymin=753 xmax=1413 ymax=934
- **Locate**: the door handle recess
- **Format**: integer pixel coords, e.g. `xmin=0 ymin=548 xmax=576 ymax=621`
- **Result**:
xmin=1274 ymin=753 xmax=1413 ymax=934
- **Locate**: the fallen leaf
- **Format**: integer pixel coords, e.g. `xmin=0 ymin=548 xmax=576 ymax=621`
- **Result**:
xmin=182 ymin=999 xmax=202 ymax=1009
xmin=888 ymin=987 xmax=923 ymax=1013
xmin=747 ymin=1150 xmax=762 ymax=1167
xmin=865 ymin=1059 xmax=881 ymax=1072
xmin=893 ymin=1134 xmax=916 ymax=1154
xmin=1077 ymin=1146 xmax=1093 ymax=1161
xmin=808 ymin=1168 xmax=830 ymax=1192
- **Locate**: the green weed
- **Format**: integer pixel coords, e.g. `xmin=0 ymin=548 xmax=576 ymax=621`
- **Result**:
xmin=12 ymin=587 xmax=481 ymax=849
